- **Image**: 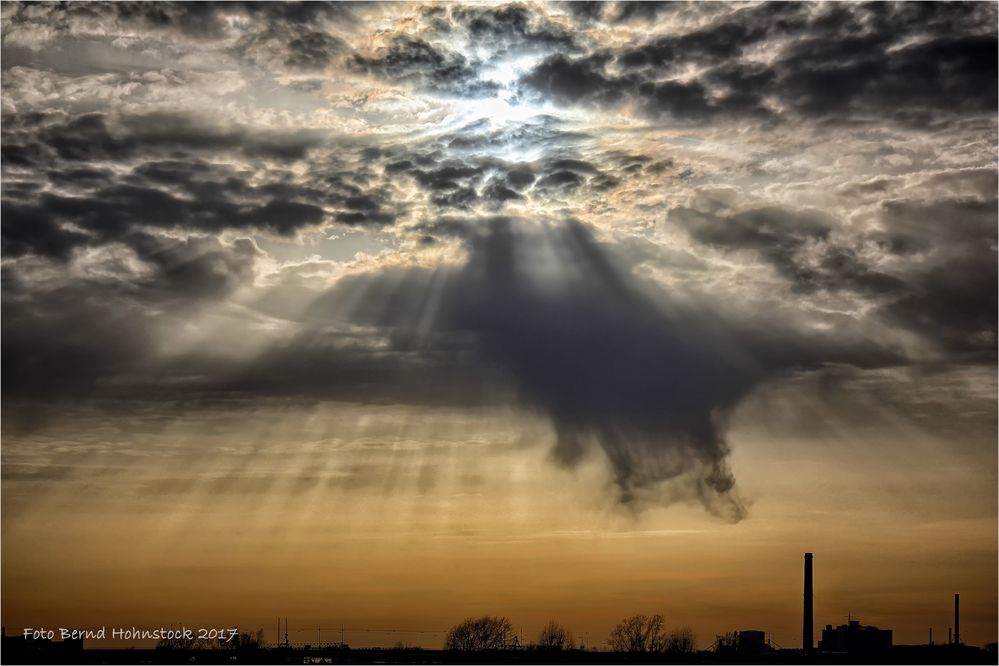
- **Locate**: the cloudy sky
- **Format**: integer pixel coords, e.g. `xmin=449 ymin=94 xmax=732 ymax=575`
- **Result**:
xmin=2 ymin=0 xmax=996 ymax=649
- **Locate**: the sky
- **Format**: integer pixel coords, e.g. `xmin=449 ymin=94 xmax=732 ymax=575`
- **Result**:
xmin=1 ymin=0 xmax=997 ymax=651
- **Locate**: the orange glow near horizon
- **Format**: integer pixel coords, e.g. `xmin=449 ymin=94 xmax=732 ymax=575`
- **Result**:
xmin=4 ymin=369 xmax=995 ymax=649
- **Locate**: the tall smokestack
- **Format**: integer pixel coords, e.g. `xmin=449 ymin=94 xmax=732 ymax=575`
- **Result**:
xmin=954 ymin=594 xmax=960 ymax=645
xmin=803 ymin=552 xmax=814 ymax=651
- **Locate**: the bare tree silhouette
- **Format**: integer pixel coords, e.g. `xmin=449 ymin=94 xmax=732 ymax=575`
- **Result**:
xmin=444 ymin=616 xmax=513 ymax=651
xmin=537 ymin=620 xmax=573 ymax=651
xmin=666 ymin=627 xmax=697 ymax=654
xmin=607 ymin=614 xmax=668 ymax=653
xmin=715 ymin=631 xmax=739 ymax=654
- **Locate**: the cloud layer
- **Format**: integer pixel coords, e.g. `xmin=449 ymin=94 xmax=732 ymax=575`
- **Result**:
xmin=2 ymin=1 xmax=996 ymax=517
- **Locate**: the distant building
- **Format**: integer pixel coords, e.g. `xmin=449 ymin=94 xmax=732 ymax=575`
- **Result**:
xmin=818 ymin=620 xmax=892 ymax=654
xmin=737 ymin=630 xmax=770 ymax=655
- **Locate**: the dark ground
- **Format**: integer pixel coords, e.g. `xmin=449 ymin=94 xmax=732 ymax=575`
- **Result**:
xmin=1 ymin=643 xmax=995 ymax=665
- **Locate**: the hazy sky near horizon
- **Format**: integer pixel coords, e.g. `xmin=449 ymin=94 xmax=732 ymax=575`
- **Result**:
xmin=2 ymin=0 xmax=996 ymax=649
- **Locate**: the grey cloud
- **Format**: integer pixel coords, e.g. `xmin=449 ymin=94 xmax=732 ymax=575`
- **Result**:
xmin=608 ymin=1 xmax=673 ymax=24
xmin=1 ymin=110 xmax=427 ymax=255
xmin=521 ymin=2 xmax=997 ymax=125
xmin=3 ymin=1 xmax=357 ymax=50
xmin=2 ymin=156 xmax=328 ymax=258
xmin=669 ymin=199 xmax=908 ymax=297
xmin=521 ymin=53 xmax=625 ymax=106
xmin=521 ymin=52 xmax=772 ymax=120
xmin=123 ymin=231 xmax=261 ymax=303
xmin=2 ymin=232 xmax=261 ymax=400
xmin=352 ymin=35 xmax=499 ymax=98
xmin=482 ymin=180 xmax=524 ymax=203
xmin=0 ymin=213 xmax=902 ymax=517
xmin=881 ymin=258 xmax=996 ymax=359
xmin=670 ymin=186 xmax=997 ymax=358
xmin=237 ymin=22 xmax=349 ymax=72
xmin=1 ymin=0 xmax=364 ymax=99
xmin=3 ymin=111 xmax=325 ymax=166
xmin=335 ymin=210 xmax=396 ymax=227
xmin=380 ymin=138 xmax=632 ymax=211
xmin=874 ymin=194 xmax=998 ymax=357
xmin=448 ymin=3 xmax=579 ymax=52
xmin=412 ymin=162 xmax=485 ymax=191
xmin=616 ymin=5 xmax=796 ymax=69
xmin=316 ymin=218 xmax=901 ymax=517
xmin=535 ymin=170 xmax=584 ymax=191
xmin=670 ymin=202 xmax=836 ymax=289
xmin=431 ymin=186 xmax=479 ymax=210
xmin=559 ymin=1 xmax=605 ymax=24
xmin=1 ymin=200 xmax=90 ymax=261
xmin=778 ymin=32 xmax=998 ymax=123
xmin=505 ymin=168 xmax=536 ymax=190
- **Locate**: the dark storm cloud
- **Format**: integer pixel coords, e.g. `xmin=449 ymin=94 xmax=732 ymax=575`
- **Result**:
xmin=881 ymin=257 xmax=997 ymax=359
xmin=334 ymin=210 xmax=396 ymax=226
xmin=1 ymin=232 xmax=260 ymax=399
xmin=521 ymin=1 xmax=997 ymax=124
xmin=2 ymin=185 xmax=324 ymax=257
xmin=139 ymin=233 xmax=259 ymax=296
xmin=521 ymin=53 xmax=625 ymax=106
xmin=0 ymin=200 xmax=90 ymax=261
xmin=549 ymin=158 xmax=597 ymax=174
xmin=292 ymin=217 xmax=900 ymax=517
xmin=3 ymin=111 xmax=325 ymax=165
xmin=505 ymin=168 xmax=536 ymax=190
xmin=374 ymin=118 xmax=634 ymax=212
xmin=616 ymin=7 xmax=787 ymax=69
xmin=448 ymin=3 xmax=579 ymax=52
xmin=779 ymin=32 xmax=998 ymax=123
xmin=351 ymin=35 xmax=499 ymax=97
xmin=670 ymin=202 xmax=837 ymax=290
xmin=482 ymin=180 xmax=524 ymax=204
xmin=330 ymin=188 xmax=398 ymax=227
xmin=2 ymin=100 xmax=637 ymax=260
xmin=559 ymin=1 xmax=605 ymax=24
xmin=670 ymin=201 xmax=852 ymax=292
xmin=1 ymin=148 xmax=332 ymax=257
xmin=237 ymin=21 xmax=349 ymax=71
xmin=535 ymin=170 xmax=584 ymax=191
xmin=0 ymin=212 xmax=903 ymax=516
xmin=608 ymin=1 xmax=681 ymax=24
xmin=522 ymin=52 xmax=773 ymax=120
xmin=874 ymin=193 xmax=998 ymax=357
xmin=3 ymin=1 xmax=357 ymax=50
xmin=0 ymin=0 xmax=367 ymax=99
xmin=411 ymin=162 xmax=484 ymax=191
xmin=669 ymin=181 xmax=998 ymax=358
xmin=417 ymin=218 xmax=763 ymax=516
xmin=431 ymin=186 xmax=479 ymax=210
xmin=382 ymin=144 xmax=633 ymax=212
xmin=0 ymin=106 xmax=427 ymax=251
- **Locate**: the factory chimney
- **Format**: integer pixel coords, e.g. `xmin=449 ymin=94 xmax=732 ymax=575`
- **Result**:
xmin=954 ymin=594 xmax=960 ymax=645
xmin=803 ymin=552 xmax=814 ymax=652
